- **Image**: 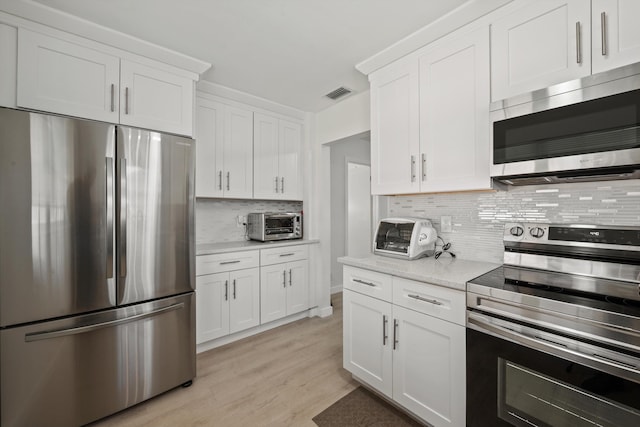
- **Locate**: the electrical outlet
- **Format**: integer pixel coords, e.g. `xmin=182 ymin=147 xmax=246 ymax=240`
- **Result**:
xmin=237 ymin=215 xmax=246 ymax=227
xmin=441 ymin=216 xmax=452 ymax=233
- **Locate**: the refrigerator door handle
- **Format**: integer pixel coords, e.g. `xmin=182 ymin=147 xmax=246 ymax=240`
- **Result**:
xmin=24 ymin=302 xmax=185 ymax=342
xmin=119 ymin=158 xmax=127 ymax=278
xmin=106 ymin=157 xmax=114 ymax=279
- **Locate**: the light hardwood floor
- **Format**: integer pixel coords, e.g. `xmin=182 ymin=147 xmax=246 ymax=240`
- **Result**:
xmin=90 ymin=293 xmax=358 ymax=427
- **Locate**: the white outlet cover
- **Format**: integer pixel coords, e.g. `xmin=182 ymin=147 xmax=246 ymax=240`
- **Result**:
xmin=441 ymin=216 xmax=452 ymax=233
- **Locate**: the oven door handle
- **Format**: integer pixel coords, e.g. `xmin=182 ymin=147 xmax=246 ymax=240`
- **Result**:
xmin=467 ymin=311 xmax=640 ymax=383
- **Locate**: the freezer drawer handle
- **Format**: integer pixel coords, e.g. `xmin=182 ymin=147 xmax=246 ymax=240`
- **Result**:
xmin=24 ymin=302 xmax=185 ymax=342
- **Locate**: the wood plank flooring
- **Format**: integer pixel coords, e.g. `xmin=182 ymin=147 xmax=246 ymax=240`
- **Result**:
xmin=90 ymin=293 xmax=358 ymax=427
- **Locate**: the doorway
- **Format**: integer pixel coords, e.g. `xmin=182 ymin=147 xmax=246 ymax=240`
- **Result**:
xmin=346 ymin=161 xmax=371 ymax=258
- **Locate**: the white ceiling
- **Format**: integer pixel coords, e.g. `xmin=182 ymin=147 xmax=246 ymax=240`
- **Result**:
xmin=30 ymin=0 xmax=475 ymax=112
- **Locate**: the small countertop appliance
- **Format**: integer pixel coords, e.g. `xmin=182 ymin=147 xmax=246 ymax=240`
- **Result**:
xmin=374 ymin=217 xmax=437 ymax=260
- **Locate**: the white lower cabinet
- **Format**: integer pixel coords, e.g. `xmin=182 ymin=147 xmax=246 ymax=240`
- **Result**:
xmin=196 ymin=251 xmax=260 ymax=344
xmin=260 ymin=259 xmax=309 ymax=324
xmin=343 ymin=267 xmax=466 ymax=427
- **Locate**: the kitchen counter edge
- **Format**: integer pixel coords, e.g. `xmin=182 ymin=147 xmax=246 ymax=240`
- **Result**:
xmin=338 ymin=255 xmax=499 ymax=291
xmin=197 ymin=239 xmax=319 ymax=256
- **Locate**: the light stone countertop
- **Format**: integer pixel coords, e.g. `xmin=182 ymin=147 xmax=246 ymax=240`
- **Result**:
xmin=197 ymin=239 xmax=319 ymax=256
xmin=338 ymin=254 xmax=499 ymax=291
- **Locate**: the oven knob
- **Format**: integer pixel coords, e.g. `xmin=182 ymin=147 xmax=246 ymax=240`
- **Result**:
xmin=530 ymin=227 xmax=545 ymax=238
xmin=509 ymin=226 xmax=524 ymax=237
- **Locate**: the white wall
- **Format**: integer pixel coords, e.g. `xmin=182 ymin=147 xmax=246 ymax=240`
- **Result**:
xmin=330 ymin=135 xmax=370 ymax=292
xmin=312 ymin=90 xmax=371 ymax=313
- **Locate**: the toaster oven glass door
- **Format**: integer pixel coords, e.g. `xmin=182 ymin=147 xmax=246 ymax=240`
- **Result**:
xmin=375 ymin=222 xmax=414 ymax=254
xmin=264 ymin=216 xmax=295 ymax=235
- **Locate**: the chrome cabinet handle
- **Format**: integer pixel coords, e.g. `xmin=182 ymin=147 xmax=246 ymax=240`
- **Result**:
xmin=421 ymin=153 xmax=426 ymax=181
xmin=119 ymin=158 xmax=127 ymax=278
xmin=233 ymin=279 xmax=236 ymax=299
xmin=601 ymin=12 xmax=608 ymax=56
xmin=110 ymin=84 xmax=115 ymax=112
xmin=393 ymin=319 xmax=399 ymax=350
xmin=383 ymin=315 xmax=388 ymax=345
xmin=275 ymin=176 xmax=279 ymax=193
xmin=576 ymin=22 xmax=582 ymax=64
xmin=410 ymin=155 xmax=416 ymax=182
xmin=125 ymin=87 xmax=129 ymax=114
xmin=25 ymin=303 xmax=184 ymax=342
xmin=283 ymin=270 xmax=286 ymax=288
xmin=106 ymin=157 xmax=114 ymax=279
xmin=224 ymin=280 xmax=228 ymax=301
xmin=218 ymin=171 xmax=222 ymax=191
xmin=289 ymin=269 xmax=292 ymax=286
xmin=220 ymin=260 xmax=241 ymax=265
xmin=408 ymin=294 xmax=443 ymax=305
xmin=353 ymin=278 xmax=376 ymax=287
xmin=226 ymin=172 xmax=230 ymax=191
xmin=281 ymin=177 xmax=285 ymax=193
xmin=279 ymin=253 xmax=295 ymax=257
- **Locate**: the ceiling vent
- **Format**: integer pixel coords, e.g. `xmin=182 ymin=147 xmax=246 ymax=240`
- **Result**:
xmin=325 ymin=86 xmax=353 ymax=100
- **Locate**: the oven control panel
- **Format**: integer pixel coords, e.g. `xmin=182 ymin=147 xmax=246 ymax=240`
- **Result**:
xmin=504 ymin=222 xmax=640 ymax=248
xmin=504 ymin=223 xmax=549 ymax=243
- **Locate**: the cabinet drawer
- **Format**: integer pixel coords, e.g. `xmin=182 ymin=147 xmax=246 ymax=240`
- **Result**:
xmin=392 ymin=277 xmax=465 ymax=326
xmin=196 ymin=250 xmax=259 ymax=275
xmin=343 ymin=266 xmax=392 ymax=302
xmin=260 ymin=244 xmax=308 ymax=266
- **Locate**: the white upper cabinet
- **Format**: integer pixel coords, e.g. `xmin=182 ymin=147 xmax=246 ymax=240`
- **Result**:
xmin=492 ymin=0 xmax=640 ymax=101
xmin=370 ymin=57 xmax=420 ymax=195
xmin=253 ymin=113 xmax=302 ymax=200
xmin=370 ymin=26 xmax=490 ymax=195
xmin=592 ymin=0 xmax=640 ymax=73
xmin=491 ymin=0 xmax=591 ymax=101
xmin=16 ymin=28 xmax=195 ymax=135
xmin=17 ymin=28 xmax=120 ymax=123
xmin=419 ymin=26 xmax=490 ymax=192
xmin=195 ymin=97 xmax=253 ymax=198
xmin=120 ymin=60 xmax=193 ymax=136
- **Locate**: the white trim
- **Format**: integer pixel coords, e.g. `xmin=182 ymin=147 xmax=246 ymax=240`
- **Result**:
xmin=316 ymin=304 xmax=334 ymax=318
xmin=355 ymin=0 xmax=513 ymax=75
xmin=196 ymin=310 xmax=311 ymax=354
xmin=0 ymin=3 xmax=210 ymax=77
xmin=197 ymin=81 xmax=306 ymax=121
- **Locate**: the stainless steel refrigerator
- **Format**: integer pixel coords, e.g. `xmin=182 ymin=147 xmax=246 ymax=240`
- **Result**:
xmin=0 ymin=108 xmax=196 ymax=427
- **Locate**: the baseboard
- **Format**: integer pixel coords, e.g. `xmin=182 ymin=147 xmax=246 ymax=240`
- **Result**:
xmin=317 ymin=304 xmax=333 ymax=318
xmin=196 ymin=309 xmax=311 ymax=354
xmin=330 ymin=284 xmax=343 ymax=294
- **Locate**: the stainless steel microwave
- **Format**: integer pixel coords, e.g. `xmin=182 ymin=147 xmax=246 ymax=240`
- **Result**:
xmin=490 ymin=62 xmax=640 ymax=186
xmin=247 ymin=212 xmax=302 ymax=242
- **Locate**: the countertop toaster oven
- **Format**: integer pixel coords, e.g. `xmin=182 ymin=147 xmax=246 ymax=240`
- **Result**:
xmin=374 ymin=217 xmax=437 ymax=260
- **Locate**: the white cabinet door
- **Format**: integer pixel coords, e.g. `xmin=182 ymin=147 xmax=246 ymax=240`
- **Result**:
xmin=17 ymin=28 xmax=120 ymax=123
xmin=229 ymin=268 xmax=260 ymax=334
xmin=592 ymin=0 xmax=640 ymax=73
xmin=253 ymin=113 xmax=280 ymax=199
xmin=370 ymin=57 xmax=420 ymax=195
xmin=343 ymin=289 xmax=393 ymax=398
xmin=392 ymin=305 xmax=465 ymax=427
xmin=260 ymin=263 xmax=288 ymax=323
xmin=120 ymin=60 xmax=194 ymax=136
xmin=195 ymin=97 xmax=224 ymax=197
xmin=196 ymin=272 xmax=230 ymax=344
xmin=419 ymin=27 xmax=491 ymax=192
xmin=223 ymin=105 xmax=254 ymax=198
xmin=286 ymin=260 xmax=308 ymax=315
xmin=278 ymin=120 xmax=302 ymax=200
xmin=491 ymin=0 xmax=591 ymax=101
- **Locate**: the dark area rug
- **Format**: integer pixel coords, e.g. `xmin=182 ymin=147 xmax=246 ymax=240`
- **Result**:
xmin=313 ymin=387 xmax=424 ymax=426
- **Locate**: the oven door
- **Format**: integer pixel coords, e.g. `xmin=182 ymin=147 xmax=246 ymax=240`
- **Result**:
xmin=467 ymin=312 xmax=640 ymax=427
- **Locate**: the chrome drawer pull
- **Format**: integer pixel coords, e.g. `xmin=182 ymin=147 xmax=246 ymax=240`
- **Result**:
xmin=353 ymin=278 xmax=376 ymax=287
xmin=279 ymin=253 xmax=295 ymax=257
xmin=220 ymin=260 xmax=241 ymax=265
xmin=408 ymin=294 xmax=442 ymax=305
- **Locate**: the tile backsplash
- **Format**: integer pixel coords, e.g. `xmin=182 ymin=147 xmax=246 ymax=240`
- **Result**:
xmin=388 ymin=180 xmax=640 ymax=264
xmin=196 ymin=199 xmax=303 ymax=244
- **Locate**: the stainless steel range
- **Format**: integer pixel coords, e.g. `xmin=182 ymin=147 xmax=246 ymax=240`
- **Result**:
xmin=466 ymin=222 xmax=640 ymax=427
